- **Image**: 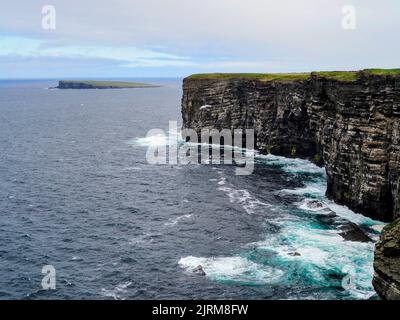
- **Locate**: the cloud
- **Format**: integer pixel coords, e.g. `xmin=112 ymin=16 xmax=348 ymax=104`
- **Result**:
xmin=0 ymin=35 xmax=192 ymax=68
xmin=0 ymin=0 xmax=399 ymax=77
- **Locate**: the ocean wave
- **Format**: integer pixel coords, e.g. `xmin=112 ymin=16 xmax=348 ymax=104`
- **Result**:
xmin=131 ymin=131 xmax=257 ymax=158
xmin=101 ymin=281 xmax=132 ymax=300
xmin=178 ymin=256 xmax=283 ymax=285
xmin=251 ymin=219 xmax=376 ymax=299
xmin=164 ymin=214 xmax=193 ymax=227
xmin=281 ymin=178 xmax=381 ymax=227
xmin=128 ymin=130 xmax=184 ymax=147
xmin=256 ymin=154 xmax=326 ymax=175
xmin=129 ymin=233 xmax=159 ymax=246
xmin=216 ymin=175 xmax=272 ymax=215
xmin=218 ymin=186 xmax=272 ymax=215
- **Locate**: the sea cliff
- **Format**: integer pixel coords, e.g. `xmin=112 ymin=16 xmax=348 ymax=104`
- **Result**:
xmin=181 ymin=69 xmax=400 ymax=299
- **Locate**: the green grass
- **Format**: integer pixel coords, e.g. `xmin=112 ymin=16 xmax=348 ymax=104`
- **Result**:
xmin=187 ymin=72 xmax=311 ymax=82
xmin=363 ymin=68 xmax=400 ymax=76
xmin=312 ymin=71 xmax=359 ymax=81
xmin=59 ymin=80 xmax=158 ymax=88
xmin=187 ymin=68 xmax=400 ymax=82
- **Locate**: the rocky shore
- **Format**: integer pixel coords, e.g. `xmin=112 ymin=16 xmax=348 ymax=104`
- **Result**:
xmin=181 ymin=69 xmax=400 ymax=299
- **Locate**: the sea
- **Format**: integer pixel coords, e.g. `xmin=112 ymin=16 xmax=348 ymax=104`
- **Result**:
xmin=0 ymin=78 xmax=384 ymax=299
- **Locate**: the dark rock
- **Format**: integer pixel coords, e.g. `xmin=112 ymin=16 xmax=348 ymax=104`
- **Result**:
xmin=337 ymin=222 xmax=373 ymax=243
xmin=305 ymin=200 xmax=324 ymax=209
xmin=373 ymin=219 xmax=400 ymax=300
xmin=232 ymin=159 xmax=246 ymax=167
xmin=288 ymin=252 xmax=301 ymax=256
xmin=193 ymin=265 xmax=206 ymax=276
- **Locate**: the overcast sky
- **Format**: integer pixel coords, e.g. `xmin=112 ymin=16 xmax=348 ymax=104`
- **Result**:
xmin=0 ymin=0 xmax=399 ymax=78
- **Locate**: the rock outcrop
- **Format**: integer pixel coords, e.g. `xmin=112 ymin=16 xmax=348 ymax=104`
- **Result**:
xmin=373 ymin=219 xmax=400 ymax=299
xmin=181 ymin=69 xmax=400 ymax=299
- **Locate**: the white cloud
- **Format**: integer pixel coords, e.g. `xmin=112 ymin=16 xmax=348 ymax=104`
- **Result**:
xmin=0 ymin=35 xmax=192 ymax=68
xmin=0 ymin=0 xmax=399 ymax=76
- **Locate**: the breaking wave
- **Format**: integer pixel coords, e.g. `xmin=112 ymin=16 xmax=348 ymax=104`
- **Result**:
xmin=178 ymin=256 xmax=283 ymax=285
xmin=179 ymin=154 xmax=383 ymax=299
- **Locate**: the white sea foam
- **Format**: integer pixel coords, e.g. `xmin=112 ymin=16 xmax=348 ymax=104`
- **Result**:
xmin=297 ymin=199 xmax=330 ymax=213
xmin=124 ymin=166 xmax=142 ymax=171
xmin=71 ymin=256 xmax=83 ymax=261
xmin=218 ymin=184 xmax=271 ymax=215
xmin=282 ymin=181 xmax=381 ymax=227
xmin=132 ymin=134 xmax=169 ymax=147
xmin=217 ymin=178 xmax=226 ymax=186
xmin=164 ymin=214 xmax=193 ymax=227
xmin=129 ymin=130 xmax=184 ymax=147
xmin=101 ymin=281 xmax=132 ymax=300
xmin=178 ymin=256 xmax=283 ymax=284
xmin=280 ymin=181 xmax=326 ymax=198
xmin=324 ymin=200 xmax=380 ymax=227
xmin=276 ymin=161 xmax=381 ymax=227
xmin=256 ymin=154 xmax=325 ymax=175
xmin=129 ymin=233 xmax=156 ymax=246
xmin=370 ymin=224 xmax=385 ymax=232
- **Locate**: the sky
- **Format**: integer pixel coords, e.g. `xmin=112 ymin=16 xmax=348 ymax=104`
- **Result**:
xmin=0 ymin=0 xmax=399 ymax=78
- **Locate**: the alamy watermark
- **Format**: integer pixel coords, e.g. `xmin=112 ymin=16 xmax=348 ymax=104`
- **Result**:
xmin=41 ymin=5 xmax=56 ymax=30
xmin=41 ymin=265 xmax=56 ymax=290
xmin=341 ymin=5 xmax=356 ymax=30
xmin=144 ymin=121 xmax=255 ymax=175
xmin=341 ymin=265 xmax=356 ymax=290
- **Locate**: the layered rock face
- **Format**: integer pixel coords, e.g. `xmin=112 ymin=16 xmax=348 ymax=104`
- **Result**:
xmin=182 ymin=72 xmax=400 ymax=222
xmin=373 ymin=219 xmax=400 ymax=299
xmin=182 ymin=71 xmax=400 ymax=299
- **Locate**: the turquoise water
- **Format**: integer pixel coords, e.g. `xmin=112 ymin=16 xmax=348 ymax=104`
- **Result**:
xmin=178 ymin=154 xmax=383 ymax=300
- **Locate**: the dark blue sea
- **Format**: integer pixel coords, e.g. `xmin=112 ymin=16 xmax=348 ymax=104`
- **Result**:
xmin=0 ymin=79 xmax=384 ymax=299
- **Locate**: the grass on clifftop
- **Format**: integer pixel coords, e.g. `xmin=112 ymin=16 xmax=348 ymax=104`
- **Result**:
xmin=187 ymin=68 xmax=400 ymax=82
xmin=187 ymin=72 xmax=311 ymax=82
xmin=312 ymin=71 xmax=358 ymax=81
xmin=363 ymin=68 xmax=400 ymax=76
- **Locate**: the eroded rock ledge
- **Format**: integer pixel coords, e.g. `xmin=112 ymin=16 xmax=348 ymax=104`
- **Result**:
xmin=181 ymin=69 xmax=400 ymax=299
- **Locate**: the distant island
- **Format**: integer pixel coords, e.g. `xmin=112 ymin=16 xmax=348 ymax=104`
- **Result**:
xmin=55 ymin=80 xmax=160 ymax=89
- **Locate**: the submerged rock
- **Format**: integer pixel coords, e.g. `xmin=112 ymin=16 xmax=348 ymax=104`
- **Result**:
xmin=337 ymin=222 xmax=373 ymax=243
xmin=373 ymin=219 xmax=400 ymax=300
xmin=193 ymin=265 xmax=206 ymax=276
xmin=307 ymin=202 xmax=373 ymax=243
xmin=232 ymin=159 xmax=246 ymax=168
xmin=306 ymin=200 xmax=324 ymax=209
